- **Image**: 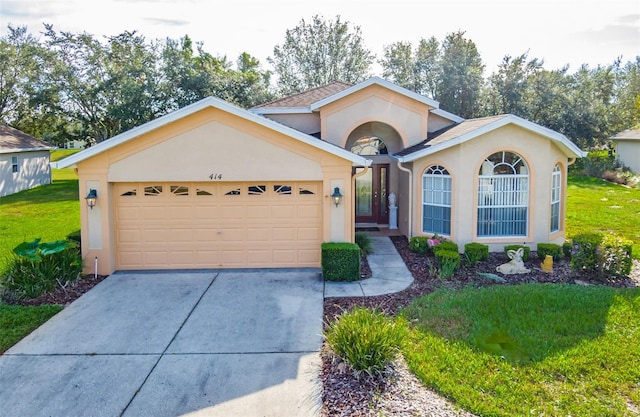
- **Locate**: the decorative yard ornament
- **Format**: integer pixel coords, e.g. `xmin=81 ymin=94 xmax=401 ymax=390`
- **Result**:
xmin=496 ymin=247 xmax=531 ymax=274
xmin=541 ymin=255 xmax=554 ymax=273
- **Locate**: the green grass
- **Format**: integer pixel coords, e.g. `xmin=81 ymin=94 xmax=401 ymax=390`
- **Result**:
xmin=0 ymin=155 xmax=80 ymax=272
xmin=0 ymin=304 xmax=63 ymax=353
xmin=401 ymin=284 xmax=640 ymax=416
xmin=566 ymin=174 xmax=640 ymax=258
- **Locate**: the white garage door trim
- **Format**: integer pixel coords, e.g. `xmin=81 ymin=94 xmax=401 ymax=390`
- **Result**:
xmin=114 ymin=181 xmax=323 ymax=270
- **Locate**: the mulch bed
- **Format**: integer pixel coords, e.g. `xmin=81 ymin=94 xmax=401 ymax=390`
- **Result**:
xmin=11 ymin=274 xmax=109 ymax=306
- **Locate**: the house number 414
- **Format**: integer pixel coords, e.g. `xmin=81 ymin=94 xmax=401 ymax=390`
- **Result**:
xmin=209 ymin=173 xmax=223 ymax=180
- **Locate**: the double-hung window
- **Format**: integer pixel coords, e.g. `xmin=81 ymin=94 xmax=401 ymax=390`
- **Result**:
xmin=11 ymin=156 xmax=18 ymax=173
xmin=477 ymin=151 xmax=528 ymax=237
xmin=422 ymin=165 xmax=451 ymax=235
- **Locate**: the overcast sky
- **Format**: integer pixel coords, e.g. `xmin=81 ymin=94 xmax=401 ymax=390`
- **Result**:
xmin=1 ymin=0 xmax=639 ymax=75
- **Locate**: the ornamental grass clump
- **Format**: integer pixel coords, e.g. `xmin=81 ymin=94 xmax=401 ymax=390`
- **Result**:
xmin=324 ymin=307 xmax=407 ymax=377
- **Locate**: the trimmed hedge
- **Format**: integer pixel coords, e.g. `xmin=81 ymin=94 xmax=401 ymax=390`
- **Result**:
xmin=504 ymin=244 xmax=530 ymax=261
xmin=322 ymin=242 xmax=361 ymax=282
xmin=464 ymin=242 xmax=489 ymax=265
xmin=409 ymin=236 xmax=429 ymax=254
xmin=433 ymin=241 xmax=459 ymax=255
xmin=537 ymin=243 xmax=563 ymax=261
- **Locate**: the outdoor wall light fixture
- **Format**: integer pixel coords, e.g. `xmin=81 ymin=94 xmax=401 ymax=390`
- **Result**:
xmin=331 ymin=187 xmax=343 ymax=207
xmin=85 ymin=189 xmax=98 ymax=210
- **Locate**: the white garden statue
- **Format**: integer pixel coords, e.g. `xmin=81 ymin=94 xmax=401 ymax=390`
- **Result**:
xmin=496 ymin=247 xmax=531 ymax=274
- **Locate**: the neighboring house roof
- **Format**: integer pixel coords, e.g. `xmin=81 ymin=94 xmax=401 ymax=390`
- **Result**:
xmin=395 ymin=114 xmax=586 ymax=162
xmin=611 ymin=128 xmax=640 ymax=140
xmin=53 ymin=96 xmax=372 ymax=169
xmin=0 ymin=124 xmax=56 ymax=154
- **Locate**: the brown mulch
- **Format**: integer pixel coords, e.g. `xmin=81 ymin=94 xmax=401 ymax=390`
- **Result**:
xmin=320 ymin=235 xmax=640 ymax=417
xmin=10 ymin=274 xmax=109 ymax=306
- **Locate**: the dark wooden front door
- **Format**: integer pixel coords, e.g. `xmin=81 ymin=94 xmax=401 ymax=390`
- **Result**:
xmin=354 ymin=164 xmax=389 ymax=224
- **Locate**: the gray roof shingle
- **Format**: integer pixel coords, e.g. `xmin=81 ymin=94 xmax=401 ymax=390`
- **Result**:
xmin=0 ymin=124 xmax=55 ymax=152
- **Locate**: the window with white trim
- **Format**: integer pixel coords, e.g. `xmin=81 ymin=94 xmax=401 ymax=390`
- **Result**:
xmin=550 ymin=164 xmax=561 ymax=232
xmin=11 ymin=156 xmax=18 ymax=173
xmin=422 ymin=165 xmax=451 ymax=235
xmin=477 ymin=151 xmax=528 ymax=237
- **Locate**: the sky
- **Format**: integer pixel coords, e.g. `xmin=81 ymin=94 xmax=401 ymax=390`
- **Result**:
xmin=1 ymin=0 xmax=639 ymax=75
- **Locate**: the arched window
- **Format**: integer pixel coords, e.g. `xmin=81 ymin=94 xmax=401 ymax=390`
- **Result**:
xmin=477 ymin=151 xmax=528 ymax=237
xmin=422 ymin=165 xmax=451 ymax=235
xmin=550 ymin=164 xmax=561 ymax=232
xmin=350 ymin=136 xmax=388 ymax=155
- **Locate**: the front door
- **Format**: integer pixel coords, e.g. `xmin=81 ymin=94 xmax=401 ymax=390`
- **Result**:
xmin=354 ymin=164 xmax=389 ymax=224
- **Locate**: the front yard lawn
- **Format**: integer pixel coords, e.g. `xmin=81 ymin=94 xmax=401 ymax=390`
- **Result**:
xmin=0 ymin=304 xmax=63 ymax=353
xmin=401 ymin=284 xmax=640 ymax=416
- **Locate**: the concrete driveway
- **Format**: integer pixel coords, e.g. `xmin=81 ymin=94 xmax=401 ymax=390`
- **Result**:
xmin=0 ymin=270 xmax=324 ymax=417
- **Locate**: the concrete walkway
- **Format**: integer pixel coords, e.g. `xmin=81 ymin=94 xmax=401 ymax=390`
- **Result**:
xmin=324 ymin=235 xmax=414 ymax=298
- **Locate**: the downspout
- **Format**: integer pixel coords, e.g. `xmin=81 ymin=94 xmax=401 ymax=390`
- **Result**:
xmin=396 ymin=160 xmax=413 ymax=236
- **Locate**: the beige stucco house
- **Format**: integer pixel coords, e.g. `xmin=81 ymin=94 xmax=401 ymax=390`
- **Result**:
xmin=55 ymin=77 xmax=585 ymax=275
xmin=611 ymin=128 xmax=640 ymax=174
xmin=0 ymin=124 xmax=55 ymax=197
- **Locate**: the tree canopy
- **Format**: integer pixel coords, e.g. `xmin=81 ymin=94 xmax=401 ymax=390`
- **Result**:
xmin=268 ymin=15 xmax=375 ymax=96
xmin=0 ymin=19 xmax=638 ymax=149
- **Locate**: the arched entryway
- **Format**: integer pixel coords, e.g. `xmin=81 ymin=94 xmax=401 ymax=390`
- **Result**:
xmin=345 ymin=122 xmax=403 ymax=225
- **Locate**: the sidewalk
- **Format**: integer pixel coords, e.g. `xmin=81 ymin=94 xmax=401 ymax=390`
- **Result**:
xmin=324 ymin=235 xmax=414 ymax=298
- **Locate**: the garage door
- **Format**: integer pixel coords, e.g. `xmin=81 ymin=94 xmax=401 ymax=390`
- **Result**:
xmin=114 ymin=182 xmax=323 ymax=269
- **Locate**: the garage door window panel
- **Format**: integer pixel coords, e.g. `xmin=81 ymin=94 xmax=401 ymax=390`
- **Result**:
xmin=171 ymin=185 xmax=189 ymax=196
xmin=144 ymin=185 xmax=163 ymax=196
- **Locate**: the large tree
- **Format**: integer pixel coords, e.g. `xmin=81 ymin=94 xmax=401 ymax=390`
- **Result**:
xmin=269 ymin=15 xmax=375 ymax=96
xmin=0 ymin=25 xmax=66 ymax=142
xmin=436 ymin=31 xmax=485 ymax=118
xmin=380 ymin=37 xmax=440 ymax=98
xmin=482 ymin=53 xmax=543 ymax=117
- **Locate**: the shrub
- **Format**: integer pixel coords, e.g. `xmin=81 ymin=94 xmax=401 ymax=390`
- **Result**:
xmin=562 ymin=241 xmax=573 ymax=259
xmin=504 ymin=245 xmax=530 ymax=262
xmin=409 ymin=236 xmax=429 ymax=254
xmin=324 ymin=307 xmax=407 ymax=377
xmin=321 ymin=242 xmax=360 ymax=282
xmin=600 ymin=233 xmax=633 ymax=277
xmin=537 ymin=243 xmax=563 ymax=261
xmin=433 ymin=241 xmax=458 ymax=254
xmin=569 ymin=233 xmax=603 ymax=274
xmin=1 ymin=239 xmax=82 ymax=300
xmin=435 ymin=249 xmax=461 ymax=279
xmin=464 ymin=243 xmax=489 ymax=265
xmin=354 ymin=232 xmax=373 ymax=255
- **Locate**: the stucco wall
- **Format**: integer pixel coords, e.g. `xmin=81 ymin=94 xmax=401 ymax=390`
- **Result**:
xmin=75 ymin=107 xmax=356 ymax=275
xmin=262 ymin=113 xmax=321 ymax=135
xmin=318 ymin=85 xmax=431 ymax=149
xmin=615 ymin=140 xmax=640 ymax=174
xmin=0 ymin=151 xmax=51 ymax=197
xmin=410 ymin=124 xmax=569 ymax=251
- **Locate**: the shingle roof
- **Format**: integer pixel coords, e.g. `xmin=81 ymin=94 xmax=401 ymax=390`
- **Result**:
xmin=0 ymin=124 xmax=55 ymax=152
xmin=395 ymin=115 xmax=508 ymax=156
xmin=611 ymin=128 xmax=640 ymax=140
xmin=252 ymin=81 xmax=353 ymax=109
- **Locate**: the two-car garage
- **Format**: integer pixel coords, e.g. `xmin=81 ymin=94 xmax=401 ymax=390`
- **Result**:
xmin=114 ymin=181 xmax=323 ymax=270
xmin=56 ymin=97 xmax=367 ymax=276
